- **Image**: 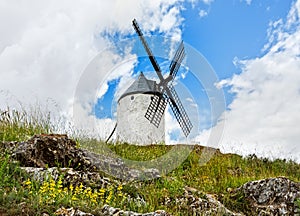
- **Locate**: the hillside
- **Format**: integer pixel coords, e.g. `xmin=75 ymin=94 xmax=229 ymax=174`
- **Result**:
xmin=0 ymin=109 xmax=300 ymax=215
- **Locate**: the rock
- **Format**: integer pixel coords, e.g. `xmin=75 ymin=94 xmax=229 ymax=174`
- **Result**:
xmin=237 ymin=177 xmax=300 ymax=215
xmin=9 ymin=134 xmax=91 ymax=169
xmin=170 ymin=187 xmax=244 ymax=215
xmin=54 ymin=206 xmax=170 ymax=216
xmin=1 ymin=140 xmax=19 ymax=154
xmin=55 ymin=207 xmax=93 ymax=216
xmin=20 ymin=167 xmax=113 ymax=188
xmin=4 ymin=134 xmax=160 ymax=180
xmin=100 ymin=205 xmax=171 ymax=216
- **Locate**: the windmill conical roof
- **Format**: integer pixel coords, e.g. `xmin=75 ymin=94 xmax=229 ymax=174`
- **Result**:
xmin=118 ymin=72 xmax=160 ymax=101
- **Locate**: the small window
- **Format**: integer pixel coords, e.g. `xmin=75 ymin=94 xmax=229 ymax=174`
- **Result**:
xmin=150 ymin=96 xmax=154 ymax=101
xmin=131 ymin=95 xmax=134 ymax=100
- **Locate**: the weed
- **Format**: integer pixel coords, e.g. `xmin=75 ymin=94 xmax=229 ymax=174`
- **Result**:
xmin=0 ymin=108 xmax=52 ymax=142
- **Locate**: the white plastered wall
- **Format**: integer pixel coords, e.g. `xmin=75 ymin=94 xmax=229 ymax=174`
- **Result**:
xmin=116 ymin=93 xmax=165 ymax=145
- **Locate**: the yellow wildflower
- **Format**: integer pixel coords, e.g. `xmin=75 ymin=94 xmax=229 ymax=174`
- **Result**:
xmin=71 ymin=196 xmax=78 ymax=201
xmin=57 ymin=179 xmax=63 ymax=188
xmin=24 ymin=178 xmax=31 ymax=185
xmin=117 ymin=185 xmax=123 ymax=191
xmin=50 ymin=179 xmax=55 ymax=188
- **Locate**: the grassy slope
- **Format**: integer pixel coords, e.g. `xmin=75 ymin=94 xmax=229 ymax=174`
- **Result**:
xmin=1 ymin=108 xmax=300 ymax=215
xmin=103 ymin=143 xmax=300 ymax=214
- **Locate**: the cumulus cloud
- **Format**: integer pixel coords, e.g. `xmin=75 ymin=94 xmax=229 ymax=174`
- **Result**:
xmin=197 ymin=0 xmax=300 ymax=162
xmin=0 ymin=0 xmax=191 ymax=139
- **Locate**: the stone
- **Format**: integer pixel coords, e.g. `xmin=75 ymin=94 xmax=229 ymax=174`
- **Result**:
xmin=55 ymin=207 xmax=93 ymax=216
xmin=237 ymin=177 xmax=300 ymax=215
xmin=3 ymin=134 xmax=160 ymax=181
xmin=167 ymin=187 xmax=244 ymax=215
xmin=100 ymin=205 xmax=171 ymax=216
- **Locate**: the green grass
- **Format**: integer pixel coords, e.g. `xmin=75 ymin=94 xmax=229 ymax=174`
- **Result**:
xmin=105 ymin=144 xmax=299 ymax=214
xmin=0 ymin=108 xmax=52 ymax=142
xmin=0 ymin=107 xmax=300 ymax=215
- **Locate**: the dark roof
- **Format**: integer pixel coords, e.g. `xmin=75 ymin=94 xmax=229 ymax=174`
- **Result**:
xmin=118 ymin=72 xmax=160 ymax=101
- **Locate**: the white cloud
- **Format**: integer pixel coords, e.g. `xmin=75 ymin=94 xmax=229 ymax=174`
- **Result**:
xmin=186 ymin=0 xmax=214 ymax=8
xmin=241 ymin=0 xmax=252 ymax=5
xmin=197 ymin=0 xmax=300 ymax=162
xmin=0 ymin=0 xmax=190 ymax=139
xmin=202 ymin=0 xmax=214 ymax=5
xmin=165 ymin=107 xmax=182 ymax=144
xmin=199 ymin=10 xmax=208 ymax=18
xmin=112 ymin=59 xmax=137 ymax=101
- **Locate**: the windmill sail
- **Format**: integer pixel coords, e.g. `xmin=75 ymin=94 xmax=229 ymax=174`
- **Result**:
xmin=132 ymin=19 xmax=164 ymax=81
xmin=169 ymin=41 xmax=185 ymax=79
xmin=166 ymin=85 xmax=193 ymax=137
xmin=132 ymin=19 xmax=193 ymax=137
xmin=145 ymin=95 xmax=167 ymax=128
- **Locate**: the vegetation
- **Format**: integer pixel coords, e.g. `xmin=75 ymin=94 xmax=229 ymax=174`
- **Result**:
xmin=0 ymin=107 xmax=52 ymax=142
xmin=0 ymin=108 xmax=300 ymax=215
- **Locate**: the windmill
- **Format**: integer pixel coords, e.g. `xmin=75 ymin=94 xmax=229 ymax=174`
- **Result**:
xmin=108 ymin=19 xmax=193 ymax=145
xmin=132 ymin=19 xmax=193 ymax=137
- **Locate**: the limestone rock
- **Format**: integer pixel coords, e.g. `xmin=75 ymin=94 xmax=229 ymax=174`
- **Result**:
xmin=168 ymin=187 xmax=244 ymax=215
xmin=237 ymin=177 xmax=300 ymax=215
xmin=9 ymin=134 xmax=92 ymax=170
xmin=3 ymin=134 xmax=160 ymax=180
xmin=55 ymin=207 xmax=93 ymax=216
xmin=54 ymin=206 xmax=170 ymax=216
xmin=100 ymin=205 xmax=171 ymax=216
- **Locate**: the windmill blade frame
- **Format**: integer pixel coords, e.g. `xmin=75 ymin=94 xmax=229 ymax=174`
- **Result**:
xmin=165 ymin=85 xmax=193 ymax=137
xmin=169 ymin=41 xmax=186 ymax=79
xmin=144 ymin=94 xmax=167 ymax=128
xmin=132 ymin=19 xmax=193 ymax=137
xmin=132 ymin=19 xmax=164 ymax=82
xmin=133 ymin=19 xmax=169 ymax=128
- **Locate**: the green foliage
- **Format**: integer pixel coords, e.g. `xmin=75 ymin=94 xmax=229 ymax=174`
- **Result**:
xmin=108 ymin=143 xmax=171 ymax=161
xmin=296 ymin=199 xmax=300 ymax=211
xmin=22 ymin=177 xmax=127 ymax=214
xmin=0 ymin=107 xmax=52 ymax=142
xmin=0 ymin=154 xmax=32 ymax=215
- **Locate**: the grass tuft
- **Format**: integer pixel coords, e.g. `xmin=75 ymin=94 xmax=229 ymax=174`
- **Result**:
xmin=0 ymin=107 xmax=52 ymax=142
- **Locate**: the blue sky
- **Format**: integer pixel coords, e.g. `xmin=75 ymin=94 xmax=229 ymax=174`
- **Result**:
xmin=95 ymin=0 xmax=294 ymax=136
xmin=183 ymin=0 xmax=291 ymax=75
xmin=182 ymin=0 xmax=293 ymax=101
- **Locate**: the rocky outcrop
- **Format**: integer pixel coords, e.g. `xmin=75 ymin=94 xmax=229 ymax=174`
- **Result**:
xmin=165 ymin=186 xmax=244 ymax=216
xmin=237 ymin=177 xmax=300 ymax=215
xmin=55 ymin=207 xmax=93 ymax=216
xmin=100 ymin=205 xmax=170 ymax=216
xmin=54 ymin=206 xmax=170 ymax=216
xmin=2 ymin=134 xmax=160 ymax=180
xmin=2 ymin=134 xmax=95 ymax=170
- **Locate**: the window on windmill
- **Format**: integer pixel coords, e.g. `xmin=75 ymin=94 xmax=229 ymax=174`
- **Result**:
xmin=131 ymin=95 xmax=134 ymax=100
xmin=151 ymin=96 xmax=154 ymax=101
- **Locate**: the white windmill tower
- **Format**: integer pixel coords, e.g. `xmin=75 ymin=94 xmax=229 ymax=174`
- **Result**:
xmin=116 ymin=72 xmax=165 ymax=145
xmin=107 ymin=19 xmax=193 ymax=145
